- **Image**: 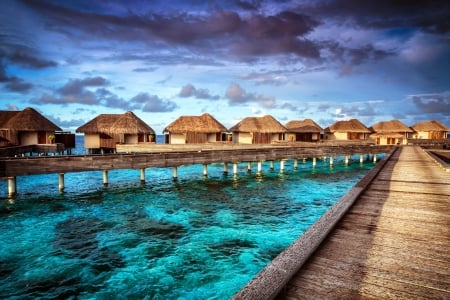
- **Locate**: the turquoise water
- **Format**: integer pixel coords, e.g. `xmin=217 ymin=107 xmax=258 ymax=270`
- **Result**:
xmin=0 ymin=138 xmax=382 ymax=299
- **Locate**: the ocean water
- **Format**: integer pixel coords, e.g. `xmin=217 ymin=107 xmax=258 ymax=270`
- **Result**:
xmin=0 ymin=137 xmax=382 ymax=299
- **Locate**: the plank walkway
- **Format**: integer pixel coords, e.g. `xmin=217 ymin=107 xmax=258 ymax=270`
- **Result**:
xmin=276 ymin=146 xmax=450 ymax=299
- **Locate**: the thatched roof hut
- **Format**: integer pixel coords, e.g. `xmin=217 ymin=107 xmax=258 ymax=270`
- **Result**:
xmin=2 ymin=107 xmax=61 ymax=132
xmin=411 ymin=120 xmax=449 ymax=139
xmin=229 ymin=115 xmax=286 ymax=144
xmin=411 ymin=120 xmax=449 ymax=132
xmin=163 ymin=113 xmax=227 ymax=144
xmin=76 ymin=112 xmax=154 ymax=152
xmin=369 ymin=120 xmax=413 ymax=134
xmin=325 ymin=119 xmax=370 ymax=133
xmin=0 ymin=107 xmax=61 ymax=146
xmin=285 ymin=119 xmax=322 ymax=133
xmin=324 ymin=119 xmax=370 ymax=140
xmin=285 ymin=119 xmax=322 ymax=142
xmin=369 ymin=120 xmax=413 ymax=144
xmin=229 ymin=115 xmax=287 ymax=133
xmin=76 ymin=112 xmax=154 ymax=135
xmin=163 ymin=113 xmax=227 ymax=134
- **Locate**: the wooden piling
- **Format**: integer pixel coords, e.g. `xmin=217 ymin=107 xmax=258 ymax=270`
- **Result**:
xmin=102 ymin=170 xmax=109 ymax=187
xmin=140 ymin=168 xmax=145 ymax=183
xmin=58 ymin=173 xmax=65 ymax=192
xmin=7 ymin=177 xmax=16 ymax=197
xmin=172 ymin=167 xmax=178 ymax=180
xmin=203 ymin=164 xmax=208 ymax=177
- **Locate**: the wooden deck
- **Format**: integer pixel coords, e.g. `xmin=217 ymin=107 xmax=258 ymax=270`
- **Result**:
xmin=276 ymin=146 xmax=450 ymax=299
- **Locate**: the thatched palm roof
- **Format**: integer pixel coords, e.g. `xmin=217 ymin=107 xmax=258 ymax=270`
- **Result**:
xmin=76 ymin=112 xmax=154 ymax=134
xmin=324 ymin=119 xmax=370 ymax=133
xmin=285 ymin=119 xmax=322 ymax=133
xmin=411 ymin=120 xmax=450 ymax=132
xmin=369 ymin=120 xmax=413 ymax=133
xmin=229 ymin=115 xmax=287 ymax=133
xmin=0 ymin=111 xmax=19 ymax=129
xmin=1 ymin=107 xmax=61 ymax=131
xmin=163 ymin=113 xmax=227 ymax=133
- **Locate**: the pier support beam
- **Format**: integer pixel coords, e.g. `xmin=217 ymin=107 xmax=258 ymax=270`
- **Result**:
xmin=312 ymin=157 xmax=317 ymax=167
xmin=345 ymin=155 xmax=350 ymax=165
xmin=102 ymin=170 xmax=109 ymax=187
xmin=172 ymin=167 xmax=178 ymax=181
xmin=280 ymin=160 xmax=285 ymax=173
xmin=58 ymin=173 xmax=65 ymax=192
xmin=223 ymin=163 xmax=228 ymax=174
xmin=373 ymin=154 xmax=377 ymax=163
xmin=233 ymin=163 xmax=238 ymax=175
xmin=360 ymin=154 xmax=364 ymax=164
xmin=140 ymin=168 xmax=145 ymax=184
xmin=203 ymin=164 xmax=208 ymax=177
xmin=329 ymin=156 xmax=334 ymax=166
xmin=293 ymin=159 xmax=298 ymax=170
xmin=270 ymin=161 xmax=274 ymax=171
xmin=247 ymin=162 xmax=252 ymax=172
xmin=7 ymin=176 xmax=16 ymax=198
xmin=257 ymin=161 xmax=262 ymax=174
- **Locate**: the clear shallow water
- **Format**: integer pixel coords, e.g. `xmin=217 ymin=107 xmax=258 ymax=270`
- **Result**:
xmin=0 ymin=138 xmax=382 ymax=299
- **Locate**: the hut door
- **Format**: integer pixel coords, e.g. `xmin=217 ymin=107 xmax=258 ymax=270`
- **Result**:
xmin=38 ymin=131 xmax=47 ymax=144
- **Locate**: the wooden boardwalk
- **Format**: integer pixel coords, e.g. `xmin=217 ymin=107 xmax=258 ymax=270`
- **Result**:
xmin=276 ymin=146 xmax=450 ymax=299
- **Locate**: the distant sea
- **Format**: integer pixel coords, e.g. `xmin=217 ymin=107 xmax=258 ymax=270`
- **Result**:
xmin=0 ymin=135 xmax=381 ymax=299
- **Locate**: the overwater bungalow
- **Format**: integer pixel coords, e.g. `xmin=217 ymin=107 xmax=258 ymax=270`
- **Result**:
xmin=163 ymin=113 xmax=228 ymax=144
xmin=0 ymin=107 xmax=62 ymax=147
xmin=369 ymin=119 xmax=414 ymax=145
xmin=285 ymin=119 xmax=322 ymax=142
xmin=76 ymin=111 xmax=155 ymax=153
xmin=229 ymin=115 xmax=287 ymax=144
xmin=410 ymin=120 xmax=450 ymax=139
xmin=324 ymin=118 xmax=371 ymax=141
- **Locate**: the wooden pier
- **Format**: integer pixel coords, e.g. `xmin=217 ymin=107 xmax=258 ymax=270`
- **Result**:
xmin=0 ymin=144 xmax=392 ymax=197
xmin=235 ymin=145 xmax=449 ymax=299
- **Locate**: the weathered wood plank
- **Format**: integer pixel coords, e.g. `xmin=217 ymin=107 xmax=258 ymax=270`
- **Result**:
xmin=276 ymin=146 xmax=450 ymax=300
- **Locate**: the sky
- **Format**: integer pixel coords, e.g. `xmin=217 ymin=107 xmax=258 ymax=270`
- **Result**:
xmin=0 ymin=0 xmax=449 ymax=133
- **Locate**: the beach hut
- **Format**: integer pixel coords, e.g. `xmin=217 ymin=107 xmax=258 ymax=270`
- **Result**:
xmin=163 ymin=113 xmax=228 ymax=144
xmin=76 ymin=111 xmax=154 ymax=153
xmin=369 ymin=119 xmax=414 ymax=145
xmin=324 ymin=119 xmax=370 ymax=141
xmin=285 ymin=119 xmax=322 ymax=142
xmin=229 ymin=115 xmax=287 ymax=144
xmin=410 ymin=120 xmax=449 ymax=139
xmin=0 ymin=107 xmax=62 ymax=147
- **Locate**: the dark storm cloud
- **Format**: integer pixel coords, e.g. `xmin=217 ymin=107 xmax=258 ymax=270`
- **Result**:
xmin=0 ymin=64 xmax=33 ymax=92
xmin=8 ymin=51 xmax=57 ymax=69
xmin=300 ymin=0 xmax=450 ymax=34
xmin=225 ymin=83 xmax=276 ymax=108
xmin=130 ymin=92 xmax=178 ymax=112
xmin=411 ymin=93 xmax=450 ymax=115
xmin=179 ymin=84 xmax=220 ymax=100
xmin=22 ymin=0 xmax=321 ymax=60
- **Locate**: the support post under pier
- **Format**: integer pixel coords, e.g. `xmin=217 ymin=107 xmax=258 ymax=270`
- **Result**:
xmin=58 ymin=173 xmax=65 ymax=192
xmin=140 ymin=168 xmax=145 ymax=184
xmin=233 ymin=163 xmax=238 ymax=175
xmin=280 ymin=160 xmax=285 ymax=173
xmin=8 ymin=176 xmax=16 ymax=198
xmin=172 ymin=167 xmax=178 ymax=181
xmin=102 ymin=170 xmax=109 ymax=187
xmin=312 ymin=157 xmax=317 ymax=167
xmin=293 ymin=159 xmax=298 ymax=170
xmin=223 ymin=162 xmax=228 ymax=175
xmin=203 ymin=164 xmax=208 ymax=177
xmin=257 ymin=161 xmax=262 ymax=174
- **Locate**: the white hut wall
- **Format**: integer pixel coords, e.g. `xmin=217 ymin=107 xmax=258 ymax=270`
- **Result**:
xmin=84 ymin=133 xmax=100 ymax=149
xmin=169 ymin=133 xmax=186 ymax=144
xmin=233 ymin=132 xmax=252 ymax=144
